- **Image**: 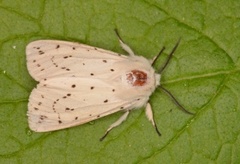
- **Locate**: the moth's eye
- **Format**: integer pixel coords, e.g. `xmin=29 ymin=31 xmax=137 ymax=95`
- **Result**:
xmin=126 ymin=70 xmax=147 ymax=86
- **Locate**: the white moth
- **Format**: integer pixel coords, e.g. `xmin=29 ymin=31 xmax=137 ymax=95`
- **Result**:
xmin=26 ymin=30 xmax=192 ymax=140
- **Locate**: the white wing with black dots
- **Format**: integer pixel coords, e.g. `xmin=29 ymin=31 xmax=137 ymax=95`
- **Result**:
xmin=26 ymin=40 xmax=131 ymax=81
xmin=26 ymin=40 xmax=159 ymax=132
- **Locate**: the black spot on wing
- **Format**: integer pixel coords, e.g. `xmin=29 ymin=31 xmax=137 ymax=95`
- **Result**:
xmin=33 ymin=46 xmax=40 ymax=50
xmin=66 ymin=107 xmax=70 ymax=111
xmin=40 ymin=115 xmax=48 ymax=120
xmin=38 ymin=50 xmax=44 ymax=55
xmin=49 ymin=55 xmax=71 ymax=71
xmin=72 ymin=84 xmax=76 ymax=88
xmin=65 ymin=107 xmax=75 ymax=112
xmin=63 ymin=55 xmax=73 ymax=59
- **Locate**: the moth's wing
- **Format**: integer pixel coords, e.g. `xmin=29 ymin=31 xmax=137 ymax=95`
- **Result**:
xmin=26 ymin=40 xmax=154 ymax=132
xmin=28 ymin=77 xmax=140 ymax=132
xmin=26 ymin=40 xmax=127 ymax=81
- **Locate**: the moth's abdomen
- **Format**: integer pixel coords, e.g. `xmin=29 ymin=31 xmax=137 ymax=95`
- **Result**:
xmin=126 ymin=70 xmax=147 ymax=86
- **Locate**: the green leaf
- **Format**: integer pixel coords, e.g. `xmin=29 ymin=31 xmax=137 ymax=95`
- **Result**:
xmin=1 ymin=0 xmax=240 ymax=163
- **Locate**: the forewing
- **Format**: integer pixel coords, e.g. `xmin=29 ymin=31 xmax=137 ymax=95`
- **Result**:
xmin=26 ymin=40 xmax=127 ymax=81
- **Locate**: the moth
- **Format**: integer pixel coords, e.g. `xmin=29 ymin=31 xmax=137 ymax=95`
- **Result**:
xmin=26 ymin=30 xmax=193 ymax=140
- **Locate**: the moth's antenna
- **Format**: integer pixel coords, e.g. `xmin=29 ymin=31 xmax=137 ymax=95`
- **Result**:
xmin=159 ymin=39 xmax=181 ymax=74
xmin=151 ymin=46 xmax=165 ymax=66
xmin=159 ymin=86 xmax=194 ymax=115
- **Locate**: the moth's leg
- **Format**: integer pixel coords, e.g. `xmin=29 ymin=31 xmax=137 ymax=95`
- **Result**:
xmin=100 ymin=110 xmax=130 ymax=141
xmin=145 ymin=103 xmax=161 ymax=136
xmin=114 ymin=29 xmax=135 ymax=56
